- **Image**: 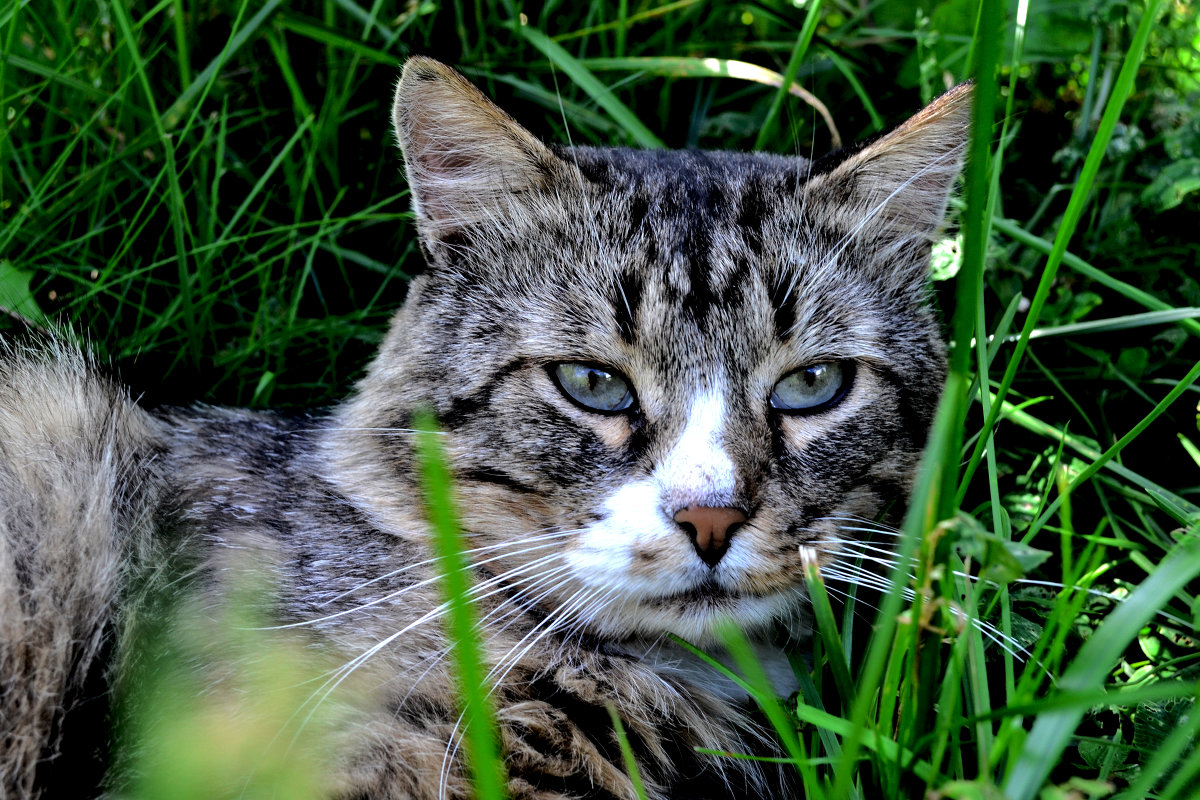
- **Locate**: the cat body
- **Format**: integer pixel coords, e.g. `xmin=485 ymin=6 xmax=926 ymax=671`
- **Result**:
xmin=0 ymin=59 xmax=968 ymax=799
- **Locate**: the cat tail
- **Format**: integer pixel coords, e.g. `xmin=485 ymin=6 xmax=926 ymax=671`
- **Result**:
xmin=0 ymin=336 xmax=164 ymax=799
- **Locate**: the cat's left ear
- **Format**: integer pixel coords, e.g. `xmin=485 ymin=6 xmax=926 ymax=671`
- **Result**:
xmin=807 ymin=83 xmax=972 ymax=243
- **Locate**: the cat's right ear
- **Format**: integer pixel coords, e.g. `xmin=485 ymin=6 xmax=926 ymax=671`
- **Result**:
xmin=392 ymin=57 xmax=562 ymax=242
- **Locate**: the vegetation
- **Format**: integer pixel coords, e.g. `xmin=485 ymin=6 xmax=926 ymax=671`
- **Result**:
xmin=2 ymin=0 xmax=1199 ymax=797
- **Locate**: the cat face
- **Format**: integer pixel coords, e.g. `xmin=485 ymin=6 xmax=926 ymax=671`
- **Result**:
xmin=342 ymin=59 xmax=967 ymax=645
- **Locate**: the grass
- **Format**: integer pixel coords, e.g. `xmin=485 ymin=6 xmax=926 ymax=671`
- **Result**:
xmin=3 ymin=0 xmax=1200 ymax=797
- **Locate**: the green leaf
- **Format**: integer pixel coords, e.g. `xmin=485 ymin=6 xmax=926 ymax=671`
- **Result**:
xmin=1141 ymin=158 xmax=1200 ymax=211
xmin=1115 ymin=347 xmax=1150 ymax=381
xmin=931 ymin=232 xmax=964 ymax=281
xmin=0 ymin=261 xmax=46 ymax=325
xmin=951 ymin=513 xmax=1053 ymax=583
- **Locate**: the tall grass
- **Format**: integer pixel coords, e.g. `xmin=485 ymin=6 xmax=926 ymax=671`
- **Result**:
xmin=3 ymin=0 xmax=1199 ymax=797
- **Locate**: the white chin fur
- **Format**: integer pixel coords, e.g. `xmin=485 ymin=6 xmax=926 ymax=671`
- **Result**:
xmin=576 ymin=585 xmax=801 ymax=646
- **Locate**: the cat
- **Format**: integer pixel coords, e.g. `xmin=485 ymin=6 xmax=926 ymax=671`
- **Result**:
xmin=0 ymin=57 xmax=969 ymax=799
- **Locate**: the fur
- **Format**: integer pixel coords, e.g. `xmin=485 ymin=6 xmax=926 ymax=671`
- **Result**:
xmin=0 ymin=58 xmax=970 ymax=799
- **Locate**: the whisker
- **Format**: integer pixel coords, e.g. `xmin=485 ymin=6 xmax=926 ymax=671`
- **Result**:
xmin=388 ymin=566 xmax=579 ymax=714
xmin=266 ymin=537 xmax=575 ymax=629
xmin=315 ymin=527 xmax=577 ymax=609
xmin=816 ymin=514 xmax=901 ymax=533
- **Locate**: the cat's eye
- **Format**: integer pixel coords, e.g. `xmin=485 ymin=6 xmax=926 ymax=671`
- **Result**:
xmin=770 ymin=361 xmax=853 ymax=413
xmin=551 ymin=362 xmax=635 ymax=413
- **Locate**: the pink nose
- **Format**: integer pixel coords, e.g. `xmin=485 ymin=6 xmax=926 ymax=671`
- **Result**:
xmin=673 ymin=506 xmax=747 ymax=567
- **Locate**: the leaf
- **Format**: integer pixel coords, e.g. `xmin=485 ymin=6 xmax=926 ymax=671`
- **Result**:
xmin=0 ymin=261 xmax=46 ymax=326
xmin=931 ymin=233 xmax=964 ymax=281
xmin=952 ymin=514 xmax=1053 ymax=583
xmin=1115 ymin=347 xmax=1150 ymax=381
xmin=1141 ymin=158 xmax=1200 ymax=211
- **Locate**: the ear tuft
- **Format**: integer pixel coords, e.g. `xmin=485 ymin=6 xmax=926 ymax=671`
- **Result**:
xmin=392 ymin=57 xmax=560 ymax=239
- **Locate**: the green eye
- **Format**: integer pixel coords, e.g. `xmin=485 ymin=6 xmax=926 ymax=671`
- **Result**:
xmin=552 ymin=362 xmax=635 ymax=413
xmin=770 ymin=362 xmax=852 ymax=413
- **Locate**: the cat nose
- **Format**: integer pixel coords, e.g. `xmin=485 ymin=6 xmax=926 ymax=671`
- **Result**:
xmin=673 ymin=506 xmax=747 ymax=567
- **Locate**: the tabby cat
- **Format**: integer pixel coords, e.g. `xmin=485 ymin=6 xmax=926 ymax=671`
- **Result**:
xmin=0 ymin=58 xmax=969 ymax=799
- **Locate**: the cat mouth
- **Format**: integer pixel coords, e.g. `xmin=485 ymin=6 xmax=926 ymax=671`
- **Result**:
xmin=648 ymin=576 xmax=744 ymax=607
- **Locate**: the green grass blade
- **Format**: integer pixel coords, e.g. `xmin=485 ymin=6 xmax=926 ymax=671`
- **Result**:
xmin=215 ymin=116 xmax=315 ymax=248
xmin=3 ymin=54 xmax=109 ymax=99
xmin=715 ymin=621 xmax=819 ymax=794
xmin=790 ymin=701 xmax=937 ymax=782
xmin=802 ymin=561 xmax=855 ymax=708
xmin=990 ymin=216 xmax=1200 ymax=340
xmin=1002 ymin=537 xmax=1200 ymax=800
xmin=1025 ymin=357 xmax=1200 ymax=539
xmin=109 ymin=0 xmax=197 ymax=361
xmin=273 ymin=12 xmax=400 ymax=66
xmin=413 ymin=412 xmax=507 ymax=800
xmin=792 ymin=662 xmax=849 ymax=773
xmin=1150 ymin=699 xmax=1200 ymax=800
xmin=996 ymin=393 xmax=1199 ymax=515
xmin=754 ymin=0 xmax=822 ymax=150
xmin=1016 ymin=308 xmax=1200 ymax=340
xmin=963 ymin=681 xmax=1200 ymax=727
xmin=552 ymin=0 xmax=701 ymax=42
xmin=957 ymin=0 xmax=1169 ymax=501
xmin=830 ymin=368 xmax=966 ymax=797
xmin=940 ymin=0 xmax=1003 ymax=520
xmin=161 ymin=0 xmax=285 ymax=131
xmin=606 ymin=704 xmax=650 ymax=800
xmin=670 ymin=632 xmax=820 ymax=793
xmin=516 ymin=25 xmax=664 ymax=149
xmin=580 ymin=56 xmax=840 ymax=147
xmin=819 ymin=46 xmax=883 ymax=132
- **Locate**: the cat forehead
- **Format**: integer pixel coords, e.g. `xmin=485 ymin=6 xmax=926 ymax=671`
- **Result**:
xmin=550 ymin=145 xmax=816 ymax=269
xmin=409 ymin=149 xmax=905 ymax=370
xmin=423 ymin=201 xmax=887 ymax=379
xmin=451 ymin=146 xmax=878 ymax=321
xmin=393 ymin=59 xmax=965 ymax=381
xmin=559 ymin=145 xmax=811 ymax=197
